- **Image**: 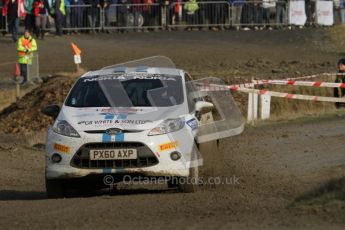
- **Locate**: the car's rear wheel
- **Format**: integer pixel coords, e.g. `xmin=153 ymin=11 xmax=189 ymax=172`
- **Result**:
xmin=178 ymin=166 xmax=199 ymax=193
xmin=46 ymin=178 xmax=65 ymax=198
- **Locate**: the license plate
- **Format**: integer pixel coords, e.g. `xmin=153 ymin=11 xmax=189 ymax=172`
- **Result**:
xmin=89 ymin=149 xmax=137 ymax=160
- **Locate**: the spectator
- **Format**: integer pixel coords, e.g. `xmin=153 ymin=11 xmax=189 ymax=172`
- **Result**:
xmin=84 ymin=0 xmax=100 ymax=33
xmin=229 ymin=0 xmax=245 ymax=30
xmin=25 ymin=0 xmax=36 ymax=32
xmin=334 ymin=58 xmax=345 ymax=108
xmin=3 ymin=0 xmax=24 ymax=42
xmin=156 ymin=0 xmax=170 ymax=30
xmin=168 ymin=0 xmax=181 ymax=28
xmin=339 ymin=0 xmax=345 ymax=23
xmin=17 ymin=30 xmax=37 ymax=84
xmin=262 ymin=0 xmax=275 ymax=29
xmin=64 ymin=0 xmax=71 ymax=33
xmin=50 ymin=0 xmax=65 ymax=35
xmin=197 ymin=0 xmax=206 ymax=30
xmin=117 ymin=0 xmax=128 ymax=31
xmin=276 ymin=0 xmax=287 ymax=28
xmin=46 ymin=0 xmax=52 ymax=29
xmin=305 ymin=0 xmax=316 ymax=26
xmin=104 ymin=0 xmax=116 ymax=31
xmin=131 ymin=0 xmax=143 ymax=29
xmin=142 ymin=0 xmax=159 ymax=31
xmin=33 ymin=0 xmax=50 ymax=39
xmin=70 ymin=0 xmax=84 ymax=32
xmin=241 ymin=0 xmax=259 ymax=30
xmin=0 ymin=0 xmax=5 ymax=33
xmin=209 ymin=0 xmax=225 ymax=31
xmin=253 ymin=0 xmax=262 ymax=30
xmin=184 ymin=0 xmax=199 ymax=31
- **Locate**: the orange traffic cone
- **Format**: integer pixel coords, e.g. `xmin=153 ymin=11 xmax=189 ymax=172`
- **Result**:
xmin=15 ymin=63 xmax=21 ymax=76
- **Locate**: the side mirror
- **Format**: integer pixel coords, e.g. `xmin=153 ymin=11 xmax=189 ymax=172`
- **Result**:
xmin=195 ymin=101 xmax=214 ymax=114
xmin=41 ymin=105 xmax=60 ymax=119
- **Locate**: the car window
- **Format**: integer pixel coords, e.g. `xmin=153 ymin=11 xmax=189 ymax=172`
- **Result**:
xmin=65 ymin=74 xmax=184 ymax=107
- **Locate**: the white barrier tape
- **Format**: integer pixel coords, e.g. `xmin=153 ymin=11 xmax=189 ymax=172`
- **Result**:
xmin=193 ymin=72 xmax=345 ymax=103
xmin=285 ymin=72 xmax=344 ymax=80
xmin=233 ymin=87 xmax=345 ymax=103
xmin=195 ymin=83 xmax=345 ymax=103
xmin=251 ymin=79 xmax=345 ymax=88
xmin=221 ymin=73 xmax=343 ymax=89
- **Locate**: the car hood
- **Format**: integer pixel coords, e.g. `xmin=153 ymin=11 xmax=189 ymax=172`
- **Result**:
xmin=59 ymin=106 xmax=188 ymax=131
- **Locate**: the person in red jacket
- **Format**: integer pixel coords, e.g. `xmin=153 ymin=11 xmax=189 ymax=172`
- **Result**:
xmin=1 ymin=1 xmax=7 ymax=34
xmin=3 ymin=0 xmax=19 ymax=41
xmin=33 ymin=0 xmax=50 ymax=39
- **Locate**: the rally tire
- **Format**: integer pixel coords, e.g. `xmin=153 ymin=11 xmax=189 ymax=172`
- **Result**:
xmin=46 ymin=179 xmax=65 ymax=199
xmin=178 ymin=166 xmax=199 ymax=193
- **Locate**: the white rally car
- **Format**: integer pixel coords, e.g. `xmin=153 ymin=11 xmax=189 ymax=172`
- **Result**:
xmin=42 ymin=57 xmax=244 ymax=198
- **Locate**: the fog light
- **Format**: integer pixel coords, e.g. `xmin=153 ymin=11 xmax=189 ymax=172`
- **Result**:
xmin=170 ymin=151 xmax=181 ymax=161
xmin=51 ymin=153 xmax=62 ymax=163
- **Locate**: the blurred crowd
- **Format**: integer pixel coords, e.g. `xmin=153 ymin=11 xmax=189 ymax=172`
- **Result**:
xmin=0 ymin=0 xmax=344 ymax=41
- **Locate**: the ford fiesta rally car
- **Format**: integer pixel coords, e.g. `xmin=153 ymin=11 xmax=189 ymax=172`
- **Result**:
xmin=43 ymin=57 xmax=244 ymax=198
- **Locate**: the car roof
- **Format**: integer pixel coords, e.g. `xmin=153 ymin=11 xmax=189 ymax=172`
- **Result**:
xmin=81 ymin=67 xmax=184 ymax=79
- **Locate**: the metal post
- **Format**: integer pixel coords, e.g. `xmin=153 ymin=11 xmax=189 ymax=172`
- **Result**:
xmin=251 ymin=79 xmax=255 ymax=126
xmin=229 ymin=3 xmax=232 ymax=27
xmin=16 ymin=83 xmax=21 ymax=101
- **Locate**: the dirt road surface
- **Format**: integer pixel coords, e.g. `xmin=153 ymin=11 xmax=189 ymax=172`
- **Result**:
xmin=0 ymin=29 xmax=344 ymax=229
xmin=0 ymin=117 xmax=344 ymax=229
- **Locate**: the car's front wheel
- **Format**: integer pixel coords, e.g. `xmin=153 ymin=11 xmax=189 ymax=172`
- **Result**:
xmin=46 ymin=178 xmax=65 ymax=198
xmin=178 ymin=166 xmax=199 ymax=193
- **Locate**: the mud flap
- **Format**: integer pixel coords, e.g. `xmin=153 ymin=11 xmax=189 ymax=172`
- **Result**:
xmin=198 ymin=112 xmax=221 ymax=177
xmin=186 ymin=77 xmax=245 ymax=144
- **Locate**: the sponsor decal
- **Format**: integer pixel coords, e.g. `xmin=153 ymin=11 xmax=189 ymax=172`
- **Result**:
xmin=159 ymin=141 xmax=178 ymax=152
xmin=78 ymin=119 xmax=151 ymax=126
xmin=104 ymin=113 xmax=128 ymax=120
xmin=292 ymin=10 xmax=304 ymax=16
xmin=102 ymin=133 xmax=125 ymax=142
xmin=83 ymin=74 xmax=177 ymax=82
xmin=100 ymin=108 xmax=140 ymax=115
xmin=78 ymin=120 xmax=111 ymax=125
xmin=53 ymin=143 xmax=70 ymax=154
xmin=114 ymin=119 xmax=149 ymax=124
xmin=105 ymin=114 xmax=115 ymax=120
xmin=186 ymin=118 xmax=198 ymax=130
xmin=72 ymin=113 xmax=97 ymax=118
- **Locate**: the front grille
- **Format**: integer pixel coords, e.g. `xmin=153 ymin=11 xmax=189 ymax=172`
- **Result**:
xmin=84 ymin=130 xmax=142 ymax=134
xmin=71 ymin=142 xmax=159 ymax=169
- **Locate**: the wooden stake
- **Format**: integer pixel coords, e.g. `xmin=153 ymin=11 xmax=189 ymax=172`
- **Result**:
xmin=76 ymin=63 xmax=80 ymax=73
xmin=251 ymin=76 xmax=255 ymax=127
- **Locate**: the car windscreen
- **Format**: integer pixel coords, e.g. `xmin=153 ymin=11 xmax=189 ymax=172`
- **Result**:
xmin=65 ymin=74 xmax=184 ymax=107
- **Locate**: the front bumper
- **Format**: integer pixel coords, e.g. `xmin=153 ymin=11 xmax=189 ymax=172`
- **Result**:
xmin=46 ymin=127 xmax=202 ymax=180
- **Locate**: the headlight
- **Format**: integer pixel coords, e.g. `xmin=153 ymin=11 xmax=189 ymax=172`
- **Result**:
xmin=53 ymin=120 xmax=80 ymax=138
xmin=148 ymin=118 xmax=185 ymax=136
